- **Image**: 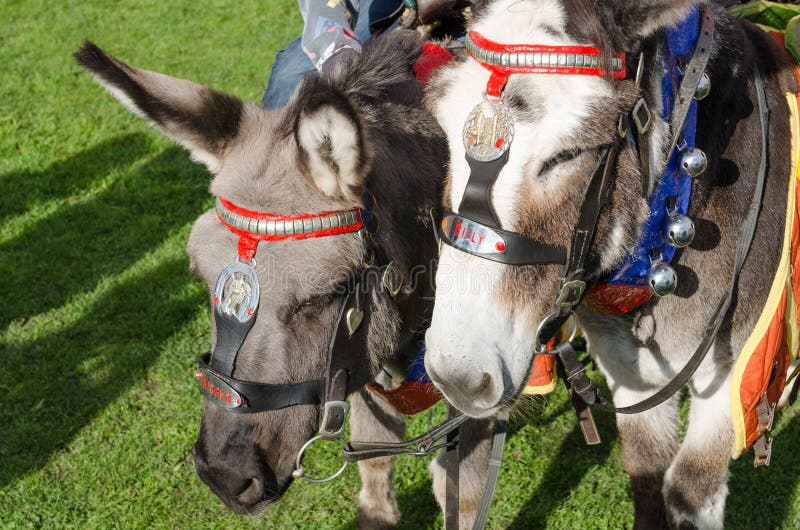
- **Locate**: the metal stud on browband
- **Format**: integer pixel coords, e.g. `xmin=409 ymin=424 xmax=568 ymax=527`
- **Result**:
xmin=215 ymin=197 xmax=360 ymax=236
xmin=465 ymin=34 xmax=623 ymax=73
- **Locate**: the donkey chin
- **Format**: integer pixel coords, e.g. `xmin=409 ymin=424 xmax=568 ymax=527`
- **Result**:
xmin=424 ymin=311 xmax=534 ymax=418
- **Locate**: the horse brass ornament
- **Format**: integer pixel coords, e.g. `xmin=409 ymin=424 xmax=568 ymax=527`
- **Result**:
xmin=462 ymin=97 xmax=515 ymax=162
xmin=215 ymin=260 xmax=260 ymax=323
xmin=647 ymin=261 xmax=678 ymax=297
xmin=680 ymin=147 xmax=708 ymax=178
xmin=666 ymin=214 xmax=696 ymax=248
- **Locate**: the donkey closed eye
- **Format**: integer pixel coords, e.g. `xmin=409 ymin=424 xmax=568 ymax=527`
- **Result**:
xmin=539 ymin=148 xmax=587 ymax=175
xmin=290 ymin=293 xmax=338 ymax=318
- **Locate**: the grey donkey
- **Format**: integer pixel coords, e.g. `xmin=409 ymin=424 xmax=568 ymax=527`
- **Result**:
xmin=76 ymin=31 xmax=492 ymax=528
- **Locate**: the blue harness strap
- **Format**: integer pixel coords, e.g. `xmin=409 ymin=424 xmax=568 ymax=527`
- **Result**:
xmin=601 ymin=5 xmax=700 ymax=295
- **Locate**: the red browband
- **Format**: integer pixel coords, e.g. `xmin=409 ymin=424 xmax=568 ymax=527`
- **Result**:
xmin=466 ymin=31 xmax=627 ymax=97
xmin=215 ymin=197 xmax=364 ymax=261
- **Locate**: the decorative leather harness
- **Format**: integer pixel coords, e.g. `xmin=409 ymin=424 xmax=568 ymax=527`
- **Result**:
xmin=196 ymin=196 xmax=378 ymax=439
xmin=439 ymin=6 xmax=769 ymax=425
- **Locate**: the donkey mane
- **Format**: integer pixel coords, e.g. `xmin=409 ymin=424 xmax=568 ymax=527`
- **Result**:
xmin=287 ymin=32 xmax=447 ymax=280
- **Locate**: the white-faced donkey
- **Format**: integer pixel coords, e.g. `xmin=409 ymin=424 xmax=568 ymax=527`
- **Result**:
xmin=424 ymin=1 xmax=800 ymax=528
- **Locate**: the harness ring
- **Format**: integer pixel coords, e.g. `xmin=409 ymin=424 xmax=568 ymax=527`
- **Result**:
xmin=292 ymin=435 xmax=349 ymax=483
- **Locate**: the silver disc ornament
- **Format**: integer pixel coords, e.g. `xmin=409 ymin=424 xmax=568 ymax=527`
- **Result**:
xmin=215 ymin=259 xmax=260 ymax=323
xmin=462 ymin=97 xmax=515 ymax=162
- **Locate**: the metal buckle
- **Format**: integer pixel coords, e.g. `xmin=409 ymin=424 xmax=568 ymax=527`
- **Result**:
xmin=555 ymin=280 xmax=586 ymax=308
xmin=319 ymin=400 xmax=350 ymax=439
xmin=632 ymin=98 xmax=652 ymax=135
xmin=617 ymin=115 xmax=628 ymax=139
xmin=534 ymin=312 xmax=579 ymax=354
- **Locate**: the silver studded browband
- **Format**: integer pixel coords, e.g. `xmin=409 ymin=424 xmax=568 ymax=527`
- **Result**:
xmin=464 ymin=33 xmax=623 ymax=73
xmin=215 ymin=197 xmax=361 ymax=237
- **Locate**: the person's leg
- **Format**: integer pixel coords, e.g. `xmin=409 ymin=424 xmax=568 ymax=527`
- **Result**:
xmin=261 ymin=37 xmax=315 ymax=110
xmin=354 ymin=0 xmax=403 ymax=41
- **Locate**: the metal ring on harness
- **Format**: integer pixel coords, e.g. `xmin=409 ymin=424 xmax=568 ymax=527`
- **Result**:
xmin=292 ymin=435 xmax=349 ymax=483
xmin=534 ymin=312 xmax=578 ymax=354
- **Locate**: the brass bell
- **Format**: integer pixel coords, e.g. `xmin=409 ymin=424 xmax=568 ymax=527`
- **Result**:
xmin=680 ymin=147 xmax=707 ymax=178
xmin=648 ymin=262 xmax=677 ymax=297
xmin=666 ymin=214 xmax=695 ymax=248
xmin=694 ymin=73 xmax=711 ymax=101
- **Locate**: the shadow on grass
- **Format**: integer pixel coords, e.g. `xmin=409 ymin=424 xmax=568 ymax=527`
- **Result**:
xmin=0 ymin=137 xmax=210 ymax=330
xmin=0 ymin=133 xmax=153 ymax=225
xmin=396 ymin=478 xmax=441 ymax=530
xmin=507 ymin=402 xmax=618 ymax=529
xmin=726 ymin=411 xmax=800 ymax=529
xmin=0 ymin=139 xmax=210 ymax=486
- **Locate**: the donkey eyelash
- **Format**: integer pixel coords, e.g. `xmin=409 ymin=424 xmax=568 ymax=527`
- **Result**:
xmin=290 ymin=275 xmax=355 ymax=317
xmin=291 ymin=293 xmax=336 ymax=317
xmin=539 ymin=148 xmax=586 ymax=175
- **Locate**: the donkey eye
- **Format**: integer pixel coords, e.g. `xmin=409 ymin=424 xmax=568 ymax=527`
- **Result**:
xmin=291 ymin=294 xmax=335 ymax=317
xmin=540 ymin=149 xmax=584 ymax=175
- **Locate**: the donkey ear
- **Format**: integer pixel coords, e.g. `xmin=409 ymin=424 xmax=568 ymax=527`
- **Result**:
xmin=292 ymin=80 xmax=369 ymax=203
xmin=606 ymin=0 xmax=696 ymax=45
xmin=74 ymin=41 xmax=243 ymax=173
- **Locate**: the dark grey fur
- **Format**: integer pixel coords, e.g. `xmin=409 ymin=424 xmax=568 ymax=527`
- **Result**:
xmin=76 ymin=32 xmax=492 ymax=526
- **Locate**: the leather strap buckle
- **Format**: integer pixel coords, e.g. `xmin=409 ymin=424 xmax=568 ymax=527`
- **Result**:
xmin=555 ymin=279 xmax=586 ymax=308
xmin=753 ymin=435 xmax=773 ymax=467
xmin=319 ymin=400 xmax=350 ymax=439
xmin=632 ymin=98 xmax=652 ymax=134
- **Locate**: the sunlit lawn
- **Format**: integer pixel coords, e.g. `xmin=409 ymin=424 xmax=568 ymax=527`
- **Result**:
xmin=1 ymin=1 xmax=799 ymax=527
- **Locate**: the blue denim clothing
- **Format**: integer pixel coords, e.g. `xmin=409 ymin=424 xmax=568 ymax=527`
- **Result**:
xmin=262 ymin=0 xmax=403 ymax=109
xmin=261 ymin=37 xmax=314 ymax=109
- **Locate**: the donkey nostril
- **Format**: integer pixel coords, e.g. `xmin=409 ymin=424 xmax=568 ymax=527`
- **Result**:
xmin=235 ymin=477 xmax=264 ymax=506
xmin=480 ymin=372 xmax=493 ymax=394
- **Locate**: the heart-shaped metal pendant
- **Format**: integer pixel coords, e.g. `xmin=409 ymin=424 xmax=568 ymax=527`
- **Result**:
xmin=382 ymin=262 xmax=404 ymax=299
xmin=346 ymin=308 xmax=364 ymax=337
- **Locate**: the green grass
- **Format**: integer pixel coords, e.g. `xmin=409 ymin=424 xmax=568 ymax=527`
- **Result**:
xmin=1 ymin=1 xmax=799 ymax=528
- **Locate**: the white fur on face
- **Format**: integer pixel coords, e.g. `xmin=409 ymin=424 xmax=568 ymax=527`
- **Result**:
xmin=425 ymin=0 xmax=614 ymax=415
xmin=297 ymin=106 xmax=363 ymax=201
